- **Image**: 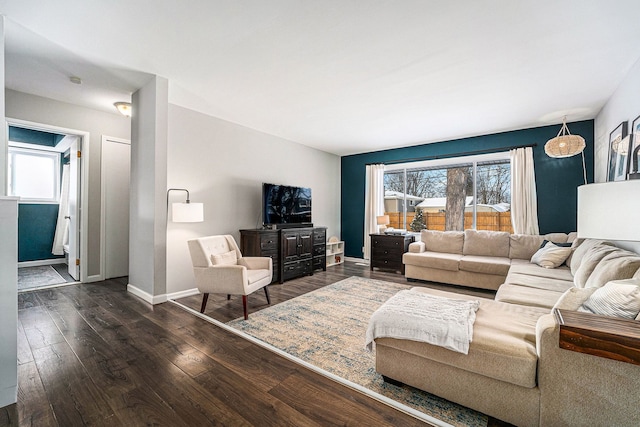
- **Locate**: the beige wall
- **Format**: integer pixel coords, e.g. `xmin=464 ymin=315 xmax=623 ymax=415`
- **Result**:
xmin=5 ymin=89 xmax=131 ymax=278
xmin=165 ymin=104 xmax=341 ymax=295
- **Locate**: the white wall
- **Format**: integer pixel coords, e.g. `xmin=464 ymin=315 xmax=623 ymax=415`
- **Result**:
xmin=594 ymin=57 xmax=640 ymax=182
xmin=166 ymin=104 xmax=341 ymax=295
xmin=4 ymin=89 xmax=131 ymax=277
xmin=128 ymin=76 xmax=168 ymax=300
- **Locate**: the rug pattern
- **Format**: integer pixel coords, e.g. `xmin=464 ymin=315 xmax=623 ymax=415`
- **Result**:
xmin=18 ymin=265 xmax=67 ymax=290
xmin=227 ymin=276 xmax=486 ymax=427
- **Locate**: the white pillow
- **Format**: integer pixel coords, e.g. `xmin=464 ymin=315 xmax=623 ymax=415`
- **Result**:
xmin=530 ymin=242 xmax=572 ymax=269
xmin=578 ymin=278 xmax=640 ymax=319
xmin=211 ymin=250 xmax=237 ymax=266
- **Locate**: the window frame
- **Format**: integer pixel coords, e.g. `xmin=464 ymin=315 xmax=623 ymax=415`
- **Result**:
xmin=7 ymin=145 xmax=62 ymax=204
xmin=384 ymin=151 xmax=511 ymax=231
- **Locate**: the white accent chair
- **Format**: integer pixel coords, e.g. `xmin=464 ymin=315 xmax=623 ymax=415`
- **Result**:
xmin=187 ymin=235 xmax=272 ymax=319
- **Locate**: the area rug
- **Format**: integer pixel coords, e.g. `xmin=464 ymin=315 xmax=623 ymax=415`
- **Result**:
xmin=18 ymin=265 xmax=67 ymax=290
xmin=227 ymin=276 xmax=487 ymax=427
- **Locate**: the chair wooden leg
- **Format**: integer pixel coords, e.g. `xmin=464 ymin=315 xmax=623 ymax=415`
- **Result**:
xmin=227 ymin=294 xmax=231 ymax=300
xmin=242 ymin=295 xmax=248 ymax=320
xmin=264 ymin=286 xmax=271 ymax=305
xmin=200 ymin=293 xmax=209 ymax=313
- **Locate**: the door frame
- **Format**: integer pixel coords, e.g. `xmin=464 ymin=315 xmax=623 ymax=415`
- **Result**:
xmin=100 ymin=135 xmax=131 ymax=280
xmin=5 ymin=117 xmax=91 ymax=283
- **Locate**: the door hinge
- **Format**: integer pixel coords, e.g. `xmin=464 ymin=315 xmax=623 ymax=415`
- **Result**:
xmin=76 ymin=259 xmax=80 ymax=266
xmin=77 ymin=150 xmax=82 ymax=158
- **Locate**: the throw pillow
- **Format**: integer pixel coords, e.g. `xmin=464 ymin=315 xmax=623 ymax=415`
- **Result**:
xmin=578 ymin=279 xmax=640 ymax=319
xmin=539 ymin=239 xmax=572 ymax=249
xmin=531 ymin=242 xmax=573 ymax=269
xmin=211 ymin=250 xmax=237 ymax=266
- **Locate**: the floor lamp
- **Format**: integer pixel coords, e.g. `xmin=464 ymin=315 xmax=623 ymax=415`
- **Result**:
xmin=167 ymin=188 xmax=204 ymax=223
xmin=544 ymin=117 xmax=587 ymax=184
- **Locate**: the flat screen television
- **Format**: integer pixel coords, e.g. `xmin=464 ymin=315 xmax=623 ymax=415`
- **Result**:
xmin=262 ymin=183 xmax=312 ymax=226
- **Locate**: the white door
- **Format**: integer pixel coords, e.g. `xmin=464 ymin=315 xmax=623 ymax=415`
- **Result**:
xmin=102 ymin=138 xmax=130 ymax=279
xmin=67 ymin=138 xmax=81 ymax=280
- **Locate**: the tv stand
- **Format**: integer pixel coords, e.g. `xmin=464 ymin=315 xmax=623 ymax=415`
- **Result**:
xmin=240 ymin=226 xmax=326 ymax=283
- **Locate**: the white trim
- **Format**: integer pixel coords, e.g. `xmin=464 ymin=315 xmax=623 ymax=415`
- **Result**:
xmin=169 ymin=299 xmax=452 ymax=427
xmin=0 ymin=386 xmax=17 ymax=409
xmin=384 ymin=151 xmax=511 ymax=172
xmin=6 ymin=117 xmax=90 ymax=283
xmin=100 ymin=135 xmax=131 ymax=281
xmin=18 ymin=259 xmax=64 ymax=267
xmin=166 ymin=287 xmax=200 ymax=300
xmin=84 ymin=274 xmax=103 ymax=283
xmin=345 ymin=256 xmax=366 ymax=263
xmin=127 ymin=283 xmax=167 ymax=305
xmin=18 ymin=281 xmax=79 ymax=293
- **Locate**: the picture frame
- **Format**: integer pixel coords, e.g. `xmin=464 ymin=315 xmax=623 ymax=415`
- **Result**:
xmin=629 ymin=115 xmax=640 ymax=176
xmin=607 ymin=121 xmax=629 ymax=181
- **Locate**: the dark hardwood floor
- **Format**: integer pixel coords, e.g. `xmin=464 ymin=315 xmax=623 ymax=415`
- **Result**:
xmin=177 ymin=261 xmax=495 ymax=323
xmin=1 ymin=261 xmax=507 ymax=427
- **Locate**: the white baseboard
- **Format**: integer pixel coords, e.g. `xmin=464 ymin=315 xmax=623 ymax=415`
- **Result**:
xmin=84 ymin=274 xmax=103 ymax=283
xmin=18 ymin=259 xmax=65 ymax=268
xmin=0 ymin=385 xmax=17 ymax=409
xmin=126 ymin=284 xmax=199 ymax=305
xmin=345 ymin=256 xmax=367 ymax=263
xmin=127 ymin=284 xmax=167 ymax=305
xmin=167 ymin=288 xmax=200 ymax=300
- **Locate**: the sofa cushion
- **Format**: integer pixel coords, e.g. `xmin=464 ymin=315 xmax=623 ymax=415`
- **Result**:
xmin=459 ymin=255 xmax=511 ymax=276
xmin=422 ymin=230 xmax=464 ymax=254
xmin=530 ymin=242 xmax=572 ymax=269
xmin=408 ymin=241 xmax=425 ymax=253
xmin=509 ymin=234 xmax=545 ymax=260
xmin=566 ymin=232 xmax=578 ymax=243
xmin=552 ymin=287 xmax=597 ymax=311
xmin=578 ymin=278 xmax=640 ymax=319
xmin=507 ymin=263 xmax=573 ymax=282
xmin=570 ymin=239 xmax=614 ymax=275
xmin=543 ymin=232 xmax=569 ymax=244
xmin=585 ymin=252 xmax=640 ymax=289
xmin=463 ymin=229 xmax=510 ymax=258
xmin=378 ymin=287 xmax=547 ymax=388
xmin=495 ymin=284 xmax=565 ymax=309
xmin=402 ymin=251 xmax=462 ymax=272
xmin=504 ymin=272 xmax=574 ymax=293
xmin=573 ymin=244 xmax=620 ymax=288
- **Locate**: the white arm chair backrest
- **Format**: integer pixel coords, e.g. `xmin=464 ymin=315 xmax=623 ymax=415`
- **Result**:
xmin=187 ymin=235 xmax=243 ymax=268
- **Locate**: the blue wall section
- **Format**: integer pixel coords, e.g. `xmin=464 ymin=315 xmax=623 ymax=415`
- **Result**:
xmin=341 ymin=120 xmax=594 ymax=258
xmin=18 ymin=204 xmax=64 ymax=262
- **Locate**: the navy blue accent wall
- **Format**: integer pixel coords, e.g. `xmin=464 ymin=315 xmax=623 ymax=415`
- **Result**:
xmin=18 ymin=204 xmax=64 ymax=262
xmin=341 ymin=120 xmax=594 ymax=258
xmin=9 ymin=126 xmax=65 ymax=147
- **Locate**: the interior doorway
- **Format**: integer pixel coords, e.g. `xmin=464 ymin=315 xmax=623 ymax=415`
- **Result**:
xmin=7 ymin=118 xmax=90 ymax=290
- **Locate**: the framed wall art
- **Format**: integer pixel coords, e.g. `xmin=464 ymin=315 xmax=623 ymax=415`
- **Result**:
xmin=607 ymin=121 xmax=629 ymax=181
xmin=629 ymin=115 xmax=640 ymax=177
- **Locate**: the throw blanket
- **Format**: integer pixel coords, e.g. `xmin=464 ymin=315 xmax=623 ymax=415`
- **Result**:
xmin=365 ymin=289 xmax=480 ymax=355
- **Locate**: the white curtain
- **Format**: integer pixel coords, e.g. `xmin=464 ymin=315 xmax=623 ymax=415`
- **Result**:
xmin=510 ymin=147 xmax=540 ymax=235
xmin=52 ymin=164 xmax=70 ymax=255
xmin=363 ymin=164 xmax=385 ymax=260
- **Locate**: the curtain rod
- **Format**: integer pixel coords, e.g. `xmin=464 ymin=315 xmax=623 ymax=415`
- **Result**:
xmin=366 ymin=143 xmax=537 ymax=166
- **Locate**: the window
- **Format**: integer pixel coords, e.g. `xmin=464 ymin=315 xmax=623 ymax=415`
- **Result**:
xmin=383 ymin=153 xmax=512 ymax=232
xmin=7 ymin=147 xmax=60 ymax=203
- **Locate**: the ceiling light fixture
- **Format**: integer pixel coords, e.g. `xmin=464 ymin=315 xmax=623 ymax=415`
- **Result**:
xmin=544 ymin=116 xmax=587 ymax=184
xmin=114 ymin=102 xmax=132 ymax=117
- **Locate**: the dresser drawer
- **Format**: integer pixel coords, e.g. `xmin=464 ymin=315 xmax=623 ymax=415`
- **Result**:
xmin=260 ymin=234 xmax=279 ymax=251
xmin=314 ymin=228 xmax=326 ymax=243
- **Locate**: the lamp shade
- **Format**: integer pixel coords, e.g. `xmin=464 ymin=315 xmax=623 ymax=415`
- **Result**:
xmin=377 ymin=215 xmax=390 ymax=225
xmin=544 ymin=117 xmax=585 ymax=158
xmin=577 ymin=181 xmax=640 ymax=241
xmin=172 ymin=202 xmax=204 ymax=222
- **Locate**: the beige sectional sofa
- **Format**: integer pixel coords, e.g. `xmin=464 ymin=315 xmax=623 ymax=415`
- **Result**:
xmin=375 ymin=230 xmax=640 ymax=427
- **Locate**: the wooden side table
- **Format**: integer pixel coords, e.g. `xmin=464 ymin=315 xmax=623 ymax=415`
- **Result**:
xmin=554 ymin=308 xmax=640 ymax=366
xmin=370 ymin=233 xmax=414 ymax=274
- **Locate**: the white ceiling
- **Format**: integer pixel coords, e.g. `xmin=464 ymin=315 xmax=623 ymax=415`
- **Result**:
xmin=2 ymin=0 xmax=640 ymax=156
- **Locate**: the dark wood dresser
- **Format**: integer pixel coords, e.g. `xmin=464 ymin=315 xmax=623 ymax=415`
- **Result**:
xmin=370 ymin=233 xmax=414 ymax=274
xmin=240 ymin=227 xmax=326 ymax=283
